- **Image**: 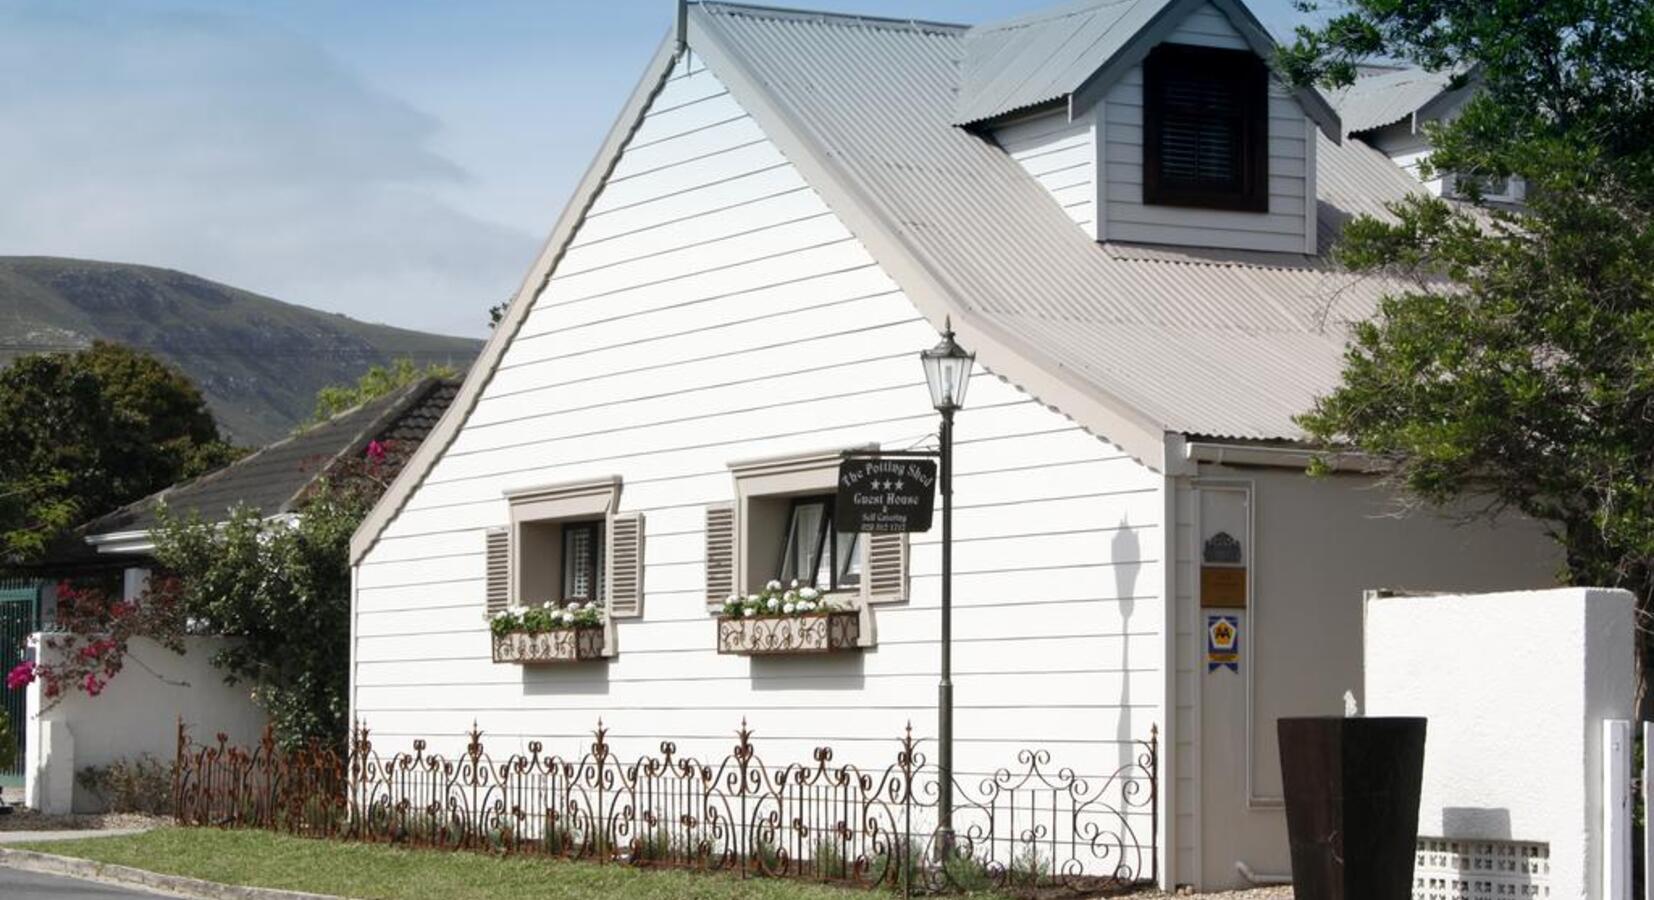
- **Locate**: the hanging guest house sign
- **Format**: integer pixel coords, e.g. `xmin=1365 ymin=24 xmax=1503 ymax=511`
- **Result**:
xmin=835 ymin=455 xmax=937 ymax=533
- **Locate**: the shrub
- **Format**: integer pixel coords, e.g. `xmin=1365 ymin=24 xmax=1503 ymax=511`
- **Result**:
xmin=0 ymin=706 xmax=13 ymax=771
xmin=76 ymin=753 xmax=174 ymax=815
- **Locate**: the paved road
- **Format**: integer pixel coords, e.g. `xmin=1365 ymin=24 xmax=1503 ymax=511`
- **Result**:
xmin=0 ymin=867 xmax=176 ymax=898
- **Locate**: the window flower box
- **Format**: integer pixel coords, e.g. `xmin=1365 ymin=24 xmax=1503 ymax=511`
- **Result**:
xmin=716 ymin=581 xmax=860 ymax=655
xmin=492 ymin=627 xmax=605 ymax=664
xmin=717 ymin=610 xmax=860 ymax=655
xmin=488 ymin=601 xmax=606 ymax=664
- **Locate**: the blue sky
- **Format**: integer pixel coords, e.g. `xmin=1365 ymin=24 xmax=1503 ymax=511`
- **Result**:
xmin=0 ymin=0 xmax=1309 ymax=336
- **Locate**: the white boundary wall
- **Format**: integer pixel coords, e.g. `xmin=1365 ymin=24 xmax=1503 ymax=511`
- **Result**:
xmin=1364 ymin=588 xmax=1634 ymax=900
xmin=24 ymin=635 xmax=266 ymax=813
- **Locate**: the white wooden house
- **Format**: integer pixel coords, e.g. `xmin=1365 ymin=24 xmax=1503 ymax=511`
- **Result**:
xmin=348 ymin=0 xmax=1557 ymax=889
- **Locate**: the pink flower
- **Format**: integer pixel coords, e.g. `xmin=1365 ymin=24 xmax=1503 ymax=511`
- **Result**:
xmin=365 ymin=440 xmax=387 ymax=463
xmin=82 ymin=673 xmax=103 ymax=697
xmin=6 ymin=661 xmax=35 ymax=690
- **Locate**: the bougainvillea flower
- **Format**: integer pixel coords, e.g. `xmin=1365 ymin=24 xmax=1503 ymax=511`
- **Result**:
xmin=5 ymin=660 xmax=36 ymax=690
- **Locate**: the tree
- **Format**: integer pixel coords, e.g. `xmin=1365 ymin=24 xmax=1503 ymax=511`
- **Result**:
xmin=1283 ymin=2 xmax=1654 ymax=698
xmin=146 ymin=440 xmax=407 ymax=749
xmin=305 ymin=357 xmax=457 ymax=427
xmin=0 ymin=342 xmax=240 ymax=566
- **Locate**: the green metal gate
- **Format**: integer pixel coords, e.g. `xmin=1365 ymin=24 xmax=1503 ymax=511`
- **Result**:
xmin=0 ymin=578 xmax=41 ymax=787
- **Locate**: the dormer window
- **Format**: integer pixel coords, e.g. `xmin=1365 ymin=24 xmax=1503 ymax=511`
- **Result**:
xmin=1143 ymin=44 xmax=1268 ymax=213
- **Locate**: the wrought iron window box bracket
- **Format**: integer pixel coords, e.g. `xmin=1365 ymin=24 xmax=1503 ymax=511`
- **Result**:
xmin=716 ymin=610 xmax=861 ymax=655
xmin=491 ymin=627 xmax=606 ymax=664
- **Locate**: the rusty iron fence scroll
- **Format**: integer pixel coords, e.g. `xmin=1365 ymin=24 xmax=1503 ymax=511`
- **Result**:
xmin=175 ymin=720 xmax=1157 ymax=895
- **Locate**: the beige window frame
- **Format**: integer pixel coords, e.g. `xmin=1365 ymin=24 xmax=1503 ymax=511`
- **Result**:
xmin=505 ymin=476 xmax=622 ymax=611
xmin=711 ymin=446 xmax=907 ymax=645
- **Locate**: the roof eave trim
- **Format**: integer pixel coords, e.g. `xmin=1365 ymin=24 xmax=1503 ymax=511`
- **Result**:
xmin=1065 ymin=0 xmax=1342 ymax=143
xmin=1184 ymin=439 xmax=1391 ymax=473
xmin=83 ymin=529 xmax=155 ymax=555
xmin=688 ymin=7 xmax=1173 ymax=473
xmin=348 ymin=30 xmax=682 ymax=567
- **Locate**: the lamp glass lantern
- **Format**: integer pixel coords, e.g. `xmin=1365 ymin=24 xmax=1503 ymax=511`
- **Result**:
xmin=920 ymin=326 xmax=974 ymax=412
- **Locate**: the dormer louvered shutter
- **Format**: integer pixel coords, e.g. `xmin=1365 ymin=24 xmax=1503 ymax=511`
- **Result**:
xmin=485 ymin=527 xmax=510 ymax=614
xmin=606 ymin=512 xmax=645 ymax=619
xmin=704 ymin=502 xmax=735 ymax=607
xmin=1143 ymin=43 xmax=1267 ymax=212
xmin=864 ymin=532 xmax=908 ymax=605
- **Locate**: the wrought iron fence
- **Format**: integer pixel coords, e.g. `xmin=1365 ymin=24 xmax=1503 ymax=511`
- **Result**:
xmin=174 ymin=719 xmax=1157 ymax=896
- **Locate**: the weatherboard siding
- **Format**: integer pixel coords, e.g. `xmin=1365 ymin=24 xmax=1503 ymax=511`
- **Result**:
xmin=1098 ymin=3 xmax=1317 ymax=254
xmin=353 ymin=55 xmax=1164 ymax=782
xmin=994 ymin=111 xmax=1097 ymax=237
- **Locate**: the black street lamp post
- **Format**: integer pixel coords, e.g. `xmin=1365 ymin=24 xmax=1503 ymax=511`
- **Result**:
xmin=918 ymin=320 xmax=974 ymax=854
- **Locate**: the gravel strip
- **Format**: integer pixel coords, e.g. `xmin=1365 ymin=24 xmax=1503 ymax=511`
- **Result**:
xmin=0 ymin=810 xmax=169 ymax=833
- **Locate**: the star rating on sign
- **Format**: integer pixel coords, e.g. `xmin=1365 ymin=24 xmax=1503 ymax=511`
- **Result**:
xmin=870 ymin=478 xmax=908 ymax=491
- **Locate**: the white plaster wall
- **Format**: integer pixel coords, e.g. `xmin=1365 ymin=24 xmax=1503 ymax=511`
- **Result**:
xmin=1365 ymin=587 xmax=1635 ymax=900
xmin=24 ymin=635 xmax=266 ymax=813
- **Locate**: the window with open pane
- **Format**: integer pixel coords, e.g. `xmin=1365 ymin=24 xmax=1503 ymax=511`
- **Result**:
xmin=778 ymin=495 xmax=861 ymax=591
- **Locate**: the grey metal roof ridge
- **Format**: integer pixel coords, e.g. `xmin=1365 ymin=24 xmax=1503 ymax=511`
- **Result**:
xmin=965 ymin=0 xmax=1142 ymax=36
xmin=696 ymin=1 xmax=967 ymax=34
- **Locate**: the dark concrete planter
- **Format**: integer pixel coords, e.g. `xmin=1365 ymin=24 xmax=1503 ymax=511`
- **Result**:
xmin=1278 ymin=716 xmax=1427 ymax=900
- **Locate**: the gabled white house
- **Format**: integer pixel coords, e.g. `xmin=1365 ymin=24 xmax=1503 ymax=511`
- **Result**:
xmin=348 ymin=0 xmax=1557 ymax=889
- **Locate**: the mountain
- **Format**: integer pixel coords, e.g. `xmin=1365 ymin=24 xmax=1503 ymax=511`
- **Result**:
xmin=0 ymin=256 xmax=481 ymax=445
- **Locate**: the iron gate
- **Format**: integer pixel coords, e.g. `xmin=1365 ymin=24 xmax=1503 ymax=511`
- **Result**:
xmin=0 ymin=578 xmax=40 ymax=786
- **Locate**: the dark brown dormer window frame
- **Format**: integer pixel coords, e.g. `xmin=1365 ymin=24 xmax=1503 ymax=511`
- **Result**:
xmin=1143 ymin=43 xmax=1269 ymax=213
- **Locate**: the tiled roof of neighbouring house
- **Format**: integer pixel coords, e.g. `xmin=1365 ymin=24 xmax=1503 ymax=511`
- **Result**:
xmin=81 ymin=377 xmax=460 ymax=540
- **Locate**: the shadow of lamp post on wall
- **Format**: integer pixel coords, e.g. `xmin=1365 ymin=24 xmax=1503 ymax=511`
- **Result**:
xmin=919 ymin=320 xmax=974 ymax=853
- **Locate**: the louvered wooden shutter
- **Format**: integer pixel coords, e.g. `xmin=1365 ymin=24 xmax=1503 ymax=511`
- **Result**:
xmin=865 ymin=532 xmax=907 ymax=604
xmin=704 ymin=502 xmax=735 ymax=607
xmin=606 ymin=512 xmax=645 ymax=619
xmin=485 ymin=527 xmax=510 ymax=614
xmin=1142 ymin=43 xmax=1266 ymax=211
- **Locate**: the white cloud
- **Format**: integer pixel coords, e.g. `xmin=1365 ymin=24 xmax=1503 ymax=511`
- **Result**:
xmin=0 ymin=3 xmax=537 ymax=336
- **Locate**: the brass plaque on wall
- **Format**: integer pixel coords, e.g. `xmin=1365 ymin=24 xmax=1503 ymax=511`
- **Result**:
xmin=1201 ymin=566 xmax=1247 ymax=608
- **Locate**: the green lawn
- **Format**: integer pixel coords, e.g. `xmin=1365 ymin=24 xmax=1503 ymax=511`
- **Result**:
xmin=14 ymin=827 xmax=911 ymax=899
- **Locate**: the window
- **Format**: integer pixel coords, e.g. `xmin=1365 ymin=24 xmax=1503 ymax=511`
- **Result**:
xmin=778 ymin=495 xmax=862 ymax=591
xmin=1143 ymin=43 xmax=1268 ymax=212
xmin=1446 ymin=172 xmax=1524 ymax=204
xmin=706 ymin=447 xmax=907 ymax=615
xmin=561 ymin=521 xmax=604 ymax=603
xmin=488 ymin=476 xmax=645 ymax=630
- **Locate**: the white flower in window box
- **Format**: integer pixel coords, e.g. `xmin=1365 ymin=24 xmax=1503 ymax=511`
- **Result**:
xmin=716 ymin=582 xmax=860 ymax=655
xmin=490 ymin=602 xmax=606 ymax=664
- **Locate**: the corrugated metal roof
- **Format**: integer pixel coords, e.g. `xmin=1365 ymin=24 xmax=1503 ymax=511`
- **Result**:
xmin=1327 ymin=67 xmax=1454 ymax=135
xmin=692 ymin=2 xmax=1426 ymax=442
xmin=955 ymin=0 xmax=1151 ymax=125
